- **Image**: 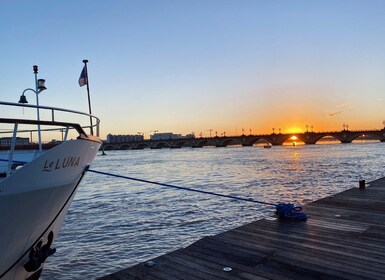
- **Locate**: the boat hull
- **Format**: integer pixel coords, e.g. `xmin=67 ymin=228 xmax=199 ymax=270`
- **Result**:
xmin=0 ymin=138 xmax=101 ymax=279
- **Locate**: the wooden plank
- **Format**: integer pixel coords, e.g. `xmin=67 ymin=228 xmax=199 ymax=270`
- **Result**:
xmin=182 ymin=244 xmax=302 ymax=280
xmin=100 ymin=177 xmax=385 ymax=280
xmin=227 ymin=227 xmax=385 ymax=260
xmin=219 ymin=229 xmax=385 ymax=273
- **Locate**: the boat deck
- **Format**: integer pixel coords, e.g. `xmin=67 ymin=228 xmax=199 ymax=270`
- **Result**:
xmin=100 ymin=177 xmax=385 ymax=280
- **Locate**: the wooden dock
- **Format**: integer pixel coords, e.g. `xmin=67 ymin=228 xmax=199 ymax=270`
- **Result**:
xmin=100 ymin=178 xmax=385 ymax=280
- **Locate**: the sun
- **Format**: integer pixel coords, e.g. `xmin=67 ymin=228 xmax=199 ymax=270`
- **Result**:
xmin=291 ymin=136 xmax=298 ymax=141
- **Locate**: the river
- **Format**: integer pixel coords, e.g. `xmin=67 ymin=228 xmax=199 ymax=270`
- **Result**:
xmin=42 ymin=142 xmax=385 ymax=279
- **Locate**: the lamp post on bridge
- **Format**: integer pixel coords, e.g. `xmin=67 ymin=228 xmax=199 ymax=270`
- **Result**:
xmin=150 ymin=130 xmax=158 ymax=139
xmin=207 ymin=129 xmax=213 ymax=138
xmin=18 ymin=65 xmax=47 ymax=152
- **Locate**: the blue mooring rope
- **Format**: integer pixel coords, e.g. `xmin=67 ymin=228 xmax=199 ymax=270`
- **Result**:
xmin=87 ymin=169 xmax=307 ymax=221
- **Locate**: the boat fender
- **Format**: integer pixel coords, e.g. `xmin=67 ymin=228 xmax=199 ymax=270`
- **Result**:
xmin=24 ymin=231 xmax=56 ymax=272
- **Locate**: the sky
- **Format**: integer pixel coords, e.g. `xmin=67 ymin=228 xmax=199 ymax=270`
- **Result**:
xmin=1 ymin=0 xmax=385 ymax=139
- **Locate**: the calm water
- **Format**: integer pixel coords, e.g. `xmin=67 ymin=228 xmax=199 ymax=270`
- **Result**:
xmin=42 ymin=142 xmax=385 ymax=279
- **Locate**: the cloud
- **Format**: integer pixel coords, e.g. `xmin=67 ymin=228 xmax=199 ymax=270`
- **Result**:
xmin=326 ymin=102 xmax=355 ymax=117
xmin=327 ymin=111 xmax=343 ymax=117
xmin=336 ymin=102 xmax=354 ymax=109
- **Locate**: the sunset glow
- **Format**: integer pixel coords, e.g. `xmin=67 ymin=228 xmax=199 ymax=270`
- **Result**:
xmin=1 ymin=2 xmax=385 ymax=139
xmin=284 ymin=127 xmax=304 ymax=134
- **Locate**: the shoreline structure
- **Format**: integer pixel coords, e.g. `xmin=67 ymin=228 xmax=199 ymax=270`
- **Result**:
xmin=100 ymin=177 xmax=385 ymax=280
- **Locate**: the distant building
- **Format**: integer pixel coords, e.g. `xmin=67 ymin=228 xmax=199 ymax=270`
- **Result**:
xmin=106 ymin=134 xmax=144 ymax=143
xmin=182 ymin=133 xmax=196 ymax=139
xmin=49 ymin=139 xmax=62 ymax=144
xmin=0 ymin=137 xmax=29 ymax=146
xmin=150 ymin=132 xmax=182 ymax=140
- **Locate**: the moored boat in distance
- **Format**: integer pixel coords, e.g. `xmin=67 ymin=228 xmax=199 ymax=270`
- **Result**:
xmin=0 ymin=67 xmax=102 ymax=280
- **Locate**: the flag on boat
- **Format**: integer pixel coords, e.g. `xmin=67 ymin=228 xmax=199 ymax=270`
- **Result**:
xmin=78 ymin=65 xmax=88 ymax=87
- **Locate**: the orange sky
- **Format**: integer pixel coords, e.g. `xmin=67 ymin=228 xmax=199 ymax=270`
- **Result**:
xmin=2 ymin=1 xmax=385 ymax=140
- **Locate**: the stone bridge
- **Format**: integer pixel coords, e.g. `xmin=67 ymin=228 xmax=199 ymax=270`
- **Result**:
xmin=102 ymin=129 xmax=385 ymax=150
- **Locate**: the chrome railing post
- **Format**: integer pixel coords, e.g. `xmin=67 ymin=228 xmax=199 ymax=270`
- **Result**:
xmin=7 ymin=123 xmax=18 ymax=177
xmin=64 ymin=127 xmax=70 ymax=141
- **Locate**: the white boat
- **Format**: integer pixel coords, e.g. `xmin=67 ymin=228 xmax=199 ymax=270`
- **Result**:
xmin=0 ymin=71 xmax=101 ymax=279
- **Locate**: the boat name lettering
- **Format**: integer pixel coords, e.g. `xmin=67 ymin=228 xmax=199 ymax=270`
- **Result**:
xmin=43 ymin=156 xmax=80 ymax=172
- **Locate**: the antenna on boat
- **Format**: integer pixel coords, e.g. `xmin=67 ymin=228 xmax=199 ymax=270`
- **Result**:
xmin=79 ymin=59 xmax=94 ymax=135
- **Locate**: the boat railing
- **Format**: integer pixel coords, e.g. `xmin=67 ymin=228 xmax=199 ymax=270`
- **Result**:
xmin=0 ymin=101 xmax=100 ymax=137
xmin=0 ymin=101 xmax=100 ymax=177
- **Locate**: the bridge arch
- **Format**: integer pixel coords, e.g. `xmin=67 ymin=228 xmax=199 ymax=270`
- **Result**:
xmin=119 ymin=144 xmax=132 ymax=150
xmin=244 ymin=137 xmax=271 ymax=146
xmin=351 ymin=133 xmax=382 ymax=142
xmin=297 ymin=133 xmax=344 ymax=144
xmin=221 ymin=138 xmax=242 ymax=147
xmin=133 ymin=143 xmax=149 ymax=149
xmin=102 ymin=144 xmax=116 ymax=150
xmin=193 ymin=139 xmax=209 ymax=147
xmin=172 ymin=140 xmax=187 ymax=148
xmin=151 ymin=142 xmax=170 ymax=149
xmin=281 ymin=135 xmax=305 ymax=145
xmin=314 ymin=135 xmax=341 ymax=144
